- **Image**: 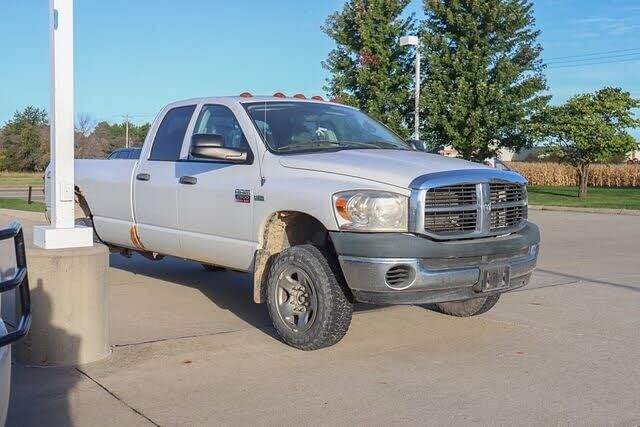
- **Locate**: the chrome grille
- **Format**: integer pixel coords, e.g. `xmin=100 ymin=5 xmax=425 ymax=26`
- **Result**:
xmin=421 ymin=180 xmax=527 ymax=239
xmin=424 ymin=210 xmax=477 ymax=233
xmin=425 ymin=184 xmax=477 ymax=207
xmin=490 ymin=205 xmax=528 ymax=229
xmin=490 ymin=183 xmax=526 ymax=203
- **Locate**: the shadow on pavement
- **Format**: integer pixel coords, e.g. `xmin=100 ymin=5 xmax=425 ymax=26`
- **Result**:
xmin=534 ymin=268 xmax=639 ymax=292
xmin=110 ymin=253 xmax=280 ymax=340
xmin=109 ymin=253 xmax=389 ymax=344
xmin=7 ymin=280 xmax=80 ymax=427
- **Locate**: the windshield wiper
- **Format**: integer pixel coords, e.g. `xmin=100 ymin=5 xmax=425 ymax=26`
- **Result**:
xmin=275 ymin=140 xmax=408 ymax=152
xmin=361 ymin=141 xmax=410 ymax=149
xmin=276 ymin=140 xmax=342 ymax=152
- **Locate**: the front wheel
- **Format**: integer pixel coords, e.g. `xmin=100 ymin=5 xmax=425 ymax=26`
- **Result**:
xmin=435 ymin=294 xmax=500 ymax=317
xmin=266 ymin=245 xmax=353 ymax=350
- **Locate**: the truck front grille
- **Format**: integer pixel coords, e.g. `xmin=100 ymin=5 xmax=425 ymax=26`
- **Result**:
xmin=422 ymin=182 xmax=527 ymax=239
xmin=490 ymin=183 xmax=526 ymax=203
xmin=424 ymin=210 xmax=477 ymax=233
xmin=425 ymin=184 xmax=477 ymax=207
xmin=490 ymin=205 xmax=528 ymax=229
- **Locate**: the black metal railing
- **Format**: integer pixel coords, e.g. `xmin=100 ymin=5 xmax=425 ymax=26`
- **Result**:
xmin=0 ymin=221 xmax=32 ymax=348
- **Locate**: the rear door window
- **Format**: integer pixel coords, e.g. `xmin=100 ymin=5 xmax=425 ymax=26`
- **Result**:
xmin=149 ymin=105 xmax=196 ymax=161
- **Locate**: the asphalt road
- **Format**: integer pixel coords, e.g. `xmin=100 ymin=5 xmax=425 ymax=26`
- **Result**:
xmin=2 ymin=209 xmax=639 ymax=426
xmin=0 ymin=188 xmax=45 ymax=201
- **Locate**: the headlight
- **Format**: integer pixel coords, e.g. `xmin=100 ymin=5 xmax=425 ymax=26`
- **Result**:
xmin=332 ymin=191 xmax=408 ymax=232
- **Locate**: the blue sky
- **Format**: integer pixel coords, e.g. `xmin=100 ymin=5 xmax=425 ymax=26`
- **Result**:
xmin=1 ymin=0 xmax=639 ymax=129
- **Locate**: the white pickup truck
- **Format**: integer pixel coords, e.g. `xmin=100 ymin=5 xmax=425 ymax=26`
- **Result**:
xmin=60 ymin=95 xmax=539 ymax=350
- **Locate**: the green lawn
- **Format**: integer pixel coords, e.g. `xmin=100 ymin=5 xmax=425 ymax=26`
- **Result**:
xmin=528 ymin=186 xmax=640 ymax=210
xmin=0 ymin=172 xmax=44 ymax=188
xmin=0 ymin=197 xmax=45 ymax=212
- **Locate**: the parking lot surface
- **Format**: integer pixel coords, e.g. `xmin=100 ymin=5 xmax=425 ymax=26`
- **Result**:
xmin=2 ymin=209 xmax=639 ymax=426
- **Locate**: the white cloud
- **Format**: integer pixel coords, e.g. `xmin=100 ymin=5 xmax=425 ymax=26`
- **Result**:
xmin=573 ymin=16 xmax=640 ymax=37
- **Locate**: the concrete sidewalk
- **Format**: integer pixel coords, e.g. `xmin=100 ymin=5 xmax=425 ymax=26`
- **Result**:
xmin=2 ymin=210 xmax=639 ymax=426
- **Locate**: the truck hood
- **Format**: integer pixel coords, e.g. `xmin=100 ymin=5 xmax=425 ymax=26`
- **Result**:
xmin=279 ymin=149 xmax=488 ymax=188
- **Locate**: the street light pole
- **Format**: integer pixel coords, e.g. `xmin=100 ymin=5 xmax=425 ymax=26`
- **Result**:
xmin=400 ymin=35 xmax=420 ymax=140
xmin=124 ymin=114 xmax=130 ymax=148
xmin=414 ymin=48 xmax=420 ymax=141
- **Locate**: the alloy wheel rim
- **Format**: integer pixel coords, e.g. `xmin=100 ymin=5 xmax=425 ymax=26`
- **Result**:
xmin=275 ymin=266 xmax=318 ymax=332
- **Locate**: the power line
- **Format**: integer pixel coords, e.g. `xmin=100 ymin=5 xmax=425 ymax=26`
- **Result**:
xmin=547 ymin=50 xmax=640 ymax=65
xmin=545 ymin=47 xmax=640 ymax=61
xmin=547 ymin=55 xmax=640 ymax=69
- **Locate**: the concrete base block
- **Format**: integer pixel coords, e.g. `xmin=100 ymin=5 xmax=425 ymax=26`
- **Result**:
xmin=14 ymin=243 xmax=110 ymax=366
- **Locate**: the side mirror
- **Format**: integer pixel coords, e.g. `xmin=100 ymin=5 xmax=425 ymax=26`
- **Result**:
xmin=408 ymin=140 xmax=443 ymax=154
xmin=190 ymin=134 xmax=248 ymax=163
xmin=408 ymin=140 xmax=428 ymax=152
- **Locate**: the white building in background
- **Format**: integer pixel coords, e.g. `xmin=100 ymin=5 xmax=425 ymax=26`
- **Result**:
xmin=438 ymin=146 xmax=517 ymax=161
xmin=440 ymin=144 xmax=639 ymax=163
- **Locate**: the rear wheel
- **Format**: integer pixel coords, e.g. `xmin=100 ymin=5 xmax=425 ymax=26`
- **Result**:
xmin=266 ymin=245 xmax=353 ymax=350
xmin=74 ymin=196 xmax=101 ymax=243
xmin=201 ymin=264 xmax=225 ymax=272
xmin=435 ymin=294 xmax=500 ymax=317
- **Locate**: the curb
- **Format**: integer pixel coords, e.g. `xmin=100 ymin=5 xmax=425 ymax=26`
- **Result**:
xmin=529 ymin=205 xmax=640 ymax=216
xmin=0 ymin=208 xmax=48 ymax=222
xmin=0 ymin=187 xmax=44 ymax=191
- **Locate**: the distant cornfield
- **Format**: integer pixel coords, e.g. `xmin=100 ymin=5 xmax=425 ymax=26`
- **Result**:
xmin=509 ymin=163 xmax=640 ymax=187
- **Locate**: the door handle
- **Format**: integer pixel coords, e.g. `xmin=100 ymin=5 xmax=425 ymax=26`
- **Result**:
xmin=136 ymin=173 xmax=150 ymax=181
xmin=179 ymin=176 xmax=197 ymax=185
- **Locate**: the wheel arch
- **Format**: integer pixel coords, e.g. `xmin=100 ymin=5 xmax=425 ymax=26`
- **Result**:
xmin=252 ymin=210 xmax=340 ymax=304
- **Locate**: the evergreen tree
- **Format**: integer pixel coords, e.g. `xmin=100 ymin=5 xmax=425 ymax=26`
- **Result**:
xmin=323 ymin=0 xmax=415 ymax=138
xmin=0 ymin=107 xmax=49 ymax=171
xmin=421 ymin=0 xmax=549 ymax=161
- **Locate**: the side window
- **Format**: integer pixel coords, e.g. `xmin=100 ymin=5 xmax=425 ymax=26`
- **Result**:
xmin=192 ymin=105 xmax=249 ymax=152
xmin=130 ymin=148 xmax=142 ymax=159
xmin=149 ymin=105 xmax=196 ymax=161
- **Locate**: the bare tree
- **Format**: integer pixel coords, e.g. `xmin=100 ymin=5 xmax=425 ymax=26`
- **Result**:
xmin=75 ymin=113 xmax=96 ymax=136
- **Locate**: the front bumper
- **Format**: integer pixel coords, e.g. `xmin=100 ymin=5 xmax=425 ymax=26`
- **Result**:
xmin=331 ymin=222 xmax=540 ymax=305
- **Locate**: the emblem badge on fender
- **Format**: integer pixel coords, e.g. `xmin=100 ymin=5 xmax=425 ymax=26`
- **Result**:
xmin=235 ymin=189 xmax=251 ymax=203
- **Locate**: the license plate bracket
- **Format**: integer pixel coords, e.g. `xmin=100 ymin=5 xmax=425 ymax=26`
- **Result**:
xmin=479 ymin=264 xmax=510 ymax=292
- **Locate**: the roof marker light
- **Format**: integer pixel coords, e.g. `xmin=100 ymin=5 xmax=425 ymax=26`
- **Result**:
xmin=311 ymin=96 xmax=324 ymax=101
xmin=273 ymin=92 xmax=286 ymax=98
xmin=240 ymin=92 xmax=253 ymax=98
xmin=293 ymin=93 xmax=306 ymax=99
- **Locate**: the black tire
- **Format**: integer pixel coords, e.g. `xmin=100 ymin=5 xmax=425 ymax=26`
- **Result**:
xmin=435 ymin=294 xmax=500 ymax=317
xmin=201 ymin=264 xmax=226 ymax=272
xmin=74 ymin=196 xmax=101 ymax=243
xmin=266 ymin=244 xmax=353 ymax=350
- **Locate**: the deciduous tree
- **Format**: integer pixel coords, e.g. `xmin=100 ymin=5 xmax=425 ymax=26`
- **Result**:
xmin=545 ymin=87 xmax=639 ymax=198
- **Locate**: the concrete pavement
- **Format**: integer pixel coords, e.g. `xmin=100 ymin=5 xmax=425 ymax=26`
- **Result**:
xmin=2 ymin=210 xmax=639 ymax=426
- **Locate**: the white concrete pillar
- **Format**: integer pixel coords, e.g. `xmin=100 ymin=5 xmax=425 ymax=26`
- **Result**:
xmin=34 ymin=0 xmax=92 ymax=249
xmin=49 ymin=0 xmax=75 ymax=230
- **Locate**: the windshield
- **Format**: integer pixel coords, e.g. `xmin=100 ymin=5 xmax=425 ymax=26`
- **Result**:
xmin=244 ymin=101 xmax=411 ymax=154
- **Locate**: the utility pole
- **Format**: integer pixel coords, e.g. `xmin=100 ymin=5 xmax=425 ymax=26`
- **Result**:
xmin=400 ymin=35 xmax=420 ymax=141
xmin=124 ymin=114 xmax=130 ymax=148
